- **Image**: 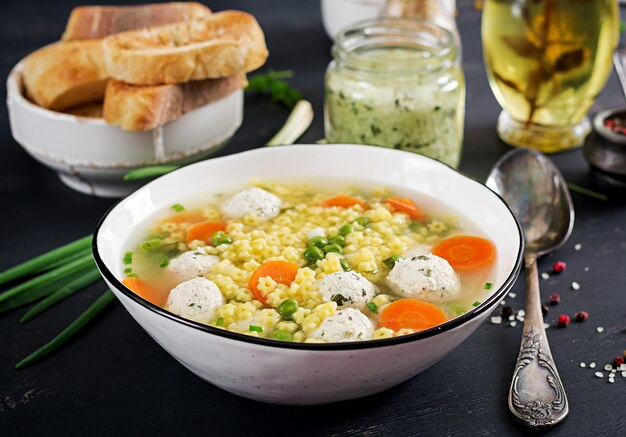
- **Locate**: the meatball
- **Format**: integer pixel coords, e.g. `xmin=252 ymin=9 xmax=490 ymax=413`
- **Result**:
xmin=166 ymin=277 xmax=224 ymax=323
xmin=168 ymin=250 xmax=220 ymax=282
xmin=222 ymin=187 xmax=282 ymax=219
xmin=387 ymin=254 xmax=460 ymax=302
xmin=317 ymin=271 xmax=377 ymax=310
xmin=311 ymin=308 xmax=375 ymax=342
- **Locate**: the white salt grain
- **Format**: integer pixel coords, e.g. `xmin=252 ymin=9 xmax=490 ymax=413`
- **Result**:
xmin=596 ymin=327 xmax=605 ymax=333
xmin=595 ymin=372 xmax=604 ymax=378
xmin=622 ymin=371 xmax=626 ymax=378
xmin=584 ymin=267 xmax=589 ymax=272
xmin=590 ymin=362 xmax=597 ymax=368
xmin=508 ymin=315 xmax=515 ymax=321
xmin=574 ymin=243 xmax=582 ymax=250
xmin=571 ymin=281 xmax=580 ymax=290
xmin=543 ymin=323 xmax=550 ymax=329
xmin=518 ymin=309 xmax=526 ymax=316
xmin=620 ymin=364 xmax=626 ymax=371
xmin=500 ymin=300 xmax=506 ymax=306
xmin=491 ymin=316 xmax=502 ymax=324
xmin=510 ymin=321 xmax=517 ymax=327
xmin=605 ymin=364 xmax=613 ymax=371
xmin=541 ymin=272 xmax=550 ymax=280
xmin=580 ymin=362 xmax=586 ymax=368
xmin=508 ymin=292 xmax=517 ymax=298
xmin=608 ymin=378 xmax=615 ymax=384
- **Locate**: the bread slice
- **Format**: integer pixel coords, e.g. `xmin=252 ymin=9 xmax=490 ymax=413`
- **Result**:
xmin=103 ymin=74 xmax=247 ymax=131
xmin=103 ymin=11 xmax=268 ymax=85
xmin=64 ymin=102 xmax=104 ymax=118
xmin=22 ymin=40 xmax=108 ymax=110
xmin=62 ymin=2 xmax=211 ymax=40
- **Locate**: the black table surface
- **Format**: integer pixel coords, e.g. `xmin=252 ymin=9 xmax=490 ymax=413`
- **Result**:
xmin=1 ymin=1 xmax=625 ymax=435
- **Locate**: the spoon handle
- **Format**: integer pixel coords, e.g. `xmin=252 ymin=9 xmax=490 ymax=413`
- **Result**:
xmin=508 ymin=254 xmax=569 ymax=429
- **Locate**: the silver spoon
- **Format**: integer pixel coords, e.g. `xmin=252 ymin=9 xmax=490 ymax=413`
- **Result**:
xmin=487 ymin=149 xmax=574 ymax=430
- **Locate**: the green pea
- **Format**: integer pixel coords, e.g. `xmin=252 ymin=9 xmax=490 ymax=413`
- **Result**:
xmin=304 ymin=246 xmax=324 ymax=262
xmin=277 ymin=299 xmax=299 ymax=319
xmin=355 ymin=217 xmax=371 ymax=227
xmin=367 ymin=302 xmax=378 ymax=313
xmin=328 ymin=235 xmax=345 ymax=246
xmin=338 ymin=224 xmax=353 ymax=236
xmin=324 ymin=243 xmax=343 ymax=254
xmin=210 ymin=231 xmax=233 ymax=246
xmin=383 ymin=255 xmax=402 ymax=268
xmin=272 ymin=330 xmax=294 ymax=341
xmin=339 ymin=258 xmax=351 ymax=271
xmin=308 ymin=236 xmax=327 ymax=248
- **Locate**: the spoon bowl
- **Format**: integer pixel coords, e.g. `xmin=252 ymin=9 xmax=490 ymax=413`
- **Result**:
xmin=487 ymin=148 xmax=574 ymax=430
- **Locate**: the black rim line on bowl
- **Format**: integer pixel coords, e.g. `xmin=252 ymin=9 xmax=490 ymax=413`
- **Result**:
xmin=92 ymin=144 xmax=525 ymax=351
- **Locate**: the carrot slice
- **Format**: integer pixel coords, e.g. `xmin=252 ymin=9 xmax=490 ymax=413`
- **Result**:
xmin=186 ymin=221 xmax=227 ymax=244
xmin=122 ymin=277 xmax=165 ymax=306
xmin=384 ymin=197 xmax=423 ymax=220
xmin=166 ymin=210 xmax=205 ymax=224
xmin=248 ymin=261 xmax=299 ymax=303
xmin=432 ymin=235 xmax=496 ymax=272
xmin=321 ymin=195 xmax=367 ymax=209
xmin=380 ymin=299 xmax=447 ymax=332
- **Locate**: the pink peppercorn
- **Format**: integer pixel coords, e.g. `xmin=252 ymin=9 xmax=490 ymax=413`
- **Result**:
xmin=557 ymin=314 xmax=570 ymax=328
xmin=614 ymin=356 xmax=625 ymax=368
xmin=549 ymin=293 xmax=560 ymax=305
xmin=552 ymin=261 xmax=566 ymax=274
xmin=574 ymin=311 xmax=588 ymax=322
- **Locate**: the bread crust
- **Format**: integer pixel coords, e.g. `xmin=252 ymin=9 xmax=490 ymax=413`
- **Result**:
xmin=62 ymin=2 xmax=212 ymax=40
xmin=22 ymin=40 xmax=108 ymax=110
xmin=64 ymin=102 xmax=104 ymax=118
xmin=103 ymin=74 xmax=247 ymax=131
xmin=103 ymin=11 xmax=268 ymax=85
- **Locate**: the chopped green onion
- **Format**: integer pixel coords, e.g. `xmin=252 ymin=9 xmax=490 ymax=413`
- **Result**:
xmin=328 ymin=235 xmax=346 ymax=246
xmin=323 ymin=243 xmax=343 ymax=254
xmin=409 ymin=221 xmax=423 ymax=232
xmin=215 ymin=317 xmax=224 ymax=327
xmin=0 ymin=235 xmax=92 ymax=286
xmin=210 ymin=231 xmax=233 ymax=246
xmin=123 ymin=252 xmax=133 ymax=265
xmin=304 ymin=246 xmax=324 ymax=262
xmin=277 ymin=299 xmax=298 ymax=319
xmin=355 ymin=217 xmax=371 ymax=227
xmin=16 ymin=290 xmax=117 ymax=369
xmin=339 ymin=258 xmax=351 ymax=271
xmin=140 ymin=239 xmax=162 ymax=252
xmin=249 ymin=325 xmax=263 ymax=333
xmin=484 ymin=282 xmax=493 ymax=290
xmin=367 ymin=302 xmax=378 ymax=313
xmin=124 ymin=268 xmax=132 ymax=274
xmin=126 ymin=273 xmax=139 ymax=279
xmin=338 ymin=224 xmax=353 ymax=236
xmin=159 ymin=259 xmax=169 ymax=268
xmin=272 ymin=330 xmax=294 ymax=341
xmin=472 ymin=301 xmax=481 ymax=307
xmin=20 ymin=268 xmax=102 ymax=323
xmin=383 ymin=255 xmax=402 ymax=268
xmin=171 ymin=203 xmax=186 ymax=212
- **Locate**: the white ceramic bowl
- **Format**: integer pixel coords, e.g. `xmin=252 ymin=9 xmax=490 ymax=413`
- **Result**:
xmin=6 ymin=63 xmax=243 ymax=198
xmin=94 ymin=144 xmax=523 ymax=405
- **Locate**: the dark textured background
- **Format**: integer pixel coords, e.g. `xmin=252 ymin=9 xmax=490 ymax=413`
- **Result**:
xmin=1 ymin=1 xmax=625 ymax=435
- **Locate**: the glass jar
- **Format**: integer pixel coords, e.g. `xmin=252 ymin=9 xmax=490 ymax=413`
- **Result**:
xmin=324 ymin=18 xmax=465 ymax=167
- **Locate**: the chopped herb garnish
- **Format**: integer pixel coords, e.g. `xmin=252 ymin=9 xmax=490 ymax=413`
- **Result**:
xmin=409 ymin=221 xmax=423 ymax=232
xmin=171 ymin=203 xmax=185 ymax=212
xmin=245 ymin=70 xmax=302 ymax=109
xmin=414 ymin=255 xmax=429 ymax=261
xmin=426 ymin=269 xmax=432 ymax=277
xmin=472 ymin=301 xmax=481 ymax=307
xmin=159 ymin=259 xmax=169 ymax=268
xmin=383 ymin=255 xmax=402 ymax=268
xmin=215 ymin=317 xmax=224 ymax=327
xmin=249 ymin=325 xmax=263 ymax=333
xmin=367 ymin=302 xmax=378 ymax=313
xmin=140 ymin=239 xmax=163 ymax=252
xmin=210 ymin=231 xmax=233 ymax=246
xmin=339 ymin=258 xmax=351 ymax=271
xmin=123 ymin=252 xmax=133 ymax=265
xmin=485 ymin=282 xmax=493 ymax=290
xmin=126 ymin=273 xmax=139 ymax=278
xmin=124 ymin=268 xmax=132 ymax=274
xmin=331 ymin=294 xmax=349 ymax=306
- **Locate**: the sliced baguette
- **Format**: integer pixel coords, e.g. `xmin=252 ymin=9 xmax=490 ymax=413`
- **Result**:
xmin=22 ymin=40 xmax=108 ymax=110
xmin=103 ymin=74 xmax=247 ymax=131
xmin=62 ymin=2 xmax=212 ymax=40
xmin=103 ymin=11 xmax=268 ymax=85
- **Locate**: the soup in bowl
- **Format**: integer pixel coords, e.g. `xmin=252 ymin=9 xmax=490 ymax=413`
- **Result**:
xmin=94 ymin=144 xmax=523 ymax=404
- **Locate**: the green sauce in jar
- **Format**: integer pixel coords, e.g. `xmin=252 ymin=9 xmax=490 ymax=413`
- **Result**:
xmin=324 ymin=19 xmax=465 ymax=167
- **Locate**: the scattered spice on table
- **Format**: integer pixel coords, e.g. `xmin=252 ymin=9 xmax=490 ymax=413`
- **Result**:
xmin=552 ymin=261 xmax=566 ymax=273
xmin=550 ymin=293 xmax=560 ymax=305
xmin=557 ymin=314 xmax=570 ymax=328
xmin=574 ymin=311 xmax=589 ymax=322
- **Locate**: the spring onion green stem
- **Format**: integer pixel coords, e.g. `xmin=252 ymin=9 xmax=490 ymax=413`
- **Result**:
xmin=31 ymin=247 xmax=93 ymax=274
xmin=0 ymin=235 xmax=92 ymax=286
xmin=0 ymin=264 xmax=98 ymax=314
xmin=266 ymin=100 xmax=314 ymax=146
xmin=20 ymin=269 xmax=103 ymax=323
xmin=123 ymin=99 xmax=314 ymax=180
xmin=15 ymin=290 xmax=117 ymax=369
xmin=0 ymin=254 xmax=94 ymax=306
xmin=566 ymin=182 xmax=608 ymax=201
